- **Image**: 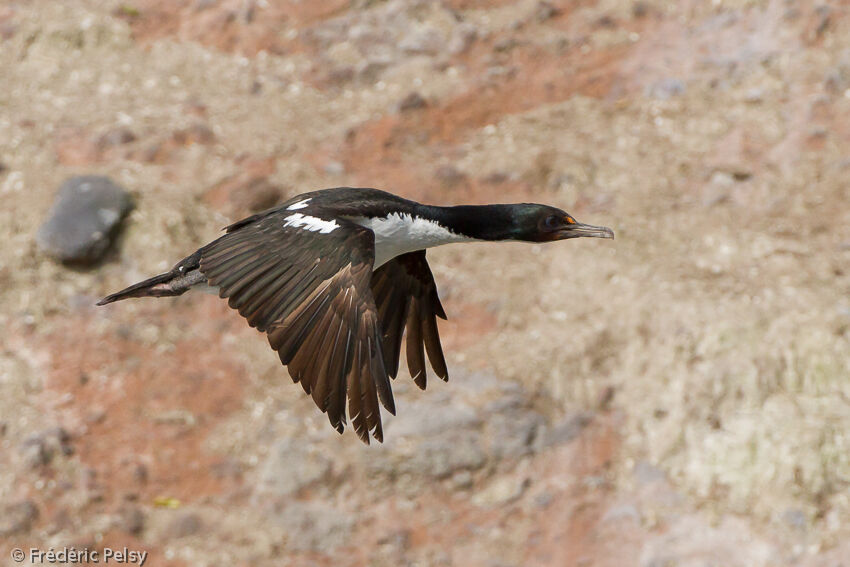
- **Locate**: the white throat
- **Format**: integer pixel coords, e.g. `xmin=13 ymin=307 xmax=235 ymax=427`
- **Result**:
xmin=350 ymin=213 xmax=475 ymax=269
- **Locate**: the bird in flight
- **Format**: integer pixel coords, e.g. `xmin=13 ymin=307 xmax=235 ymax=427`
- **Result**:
xmin=98 ymin=187 xmax=614 ymax=443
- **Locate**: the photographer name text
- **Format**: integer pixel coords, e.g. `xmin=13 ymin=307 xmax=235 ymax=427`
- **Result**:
xmin=10 ymin=547 xmax=147 ymax=566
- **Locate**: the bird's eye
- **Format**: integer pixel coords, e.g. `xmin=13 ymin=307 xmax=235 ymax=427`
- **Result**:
xmin=544 ymin=215 xmax=561 ymax=230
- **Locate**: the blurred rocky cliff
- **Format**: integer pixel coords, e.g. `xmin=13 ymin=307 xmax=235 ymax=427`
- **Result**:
xmin=1 ymin=1 xmax=849 ymax=565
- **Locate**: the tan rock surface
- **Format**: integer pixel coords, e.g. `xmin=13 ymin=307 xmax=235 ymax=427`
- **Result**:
xmin=1 ymin=0 xmax=849 ymax=565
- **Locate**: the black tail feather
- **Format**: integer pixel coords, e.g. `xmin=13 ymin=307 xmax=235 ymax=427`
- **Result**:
xmin=97 ymin=250 xmax=204 ymax=306
xmin=96 ymin=271 xmax=180 ymax=305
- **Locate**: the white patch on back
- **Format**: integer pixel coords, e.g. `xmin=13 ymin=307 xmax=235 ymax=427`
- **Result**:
xmin=286 ymin=198 xmax=311 ymax=210
xmin=350 ymin=213 xmax=476 ymax=269
xmin=283 ymin=212 xmax=339 ymax=234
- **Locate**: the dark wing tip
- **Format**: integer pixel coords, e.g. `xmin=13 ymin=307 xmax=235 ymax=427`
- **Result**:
xmin=355 ymin=424 xmax=371 ymax=445
xmin=384 ymin=399 xmax=397 ymax=416
xmin=434 ymin=298 xmax=448 ymax=320
xmin=411 ymin=371 xmax=427 ymax=390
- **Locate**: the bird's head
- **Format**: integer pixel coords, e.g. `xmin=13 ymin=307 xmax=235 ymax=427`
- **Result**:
xmin=510 ymin=204 xmax=615 ymax=242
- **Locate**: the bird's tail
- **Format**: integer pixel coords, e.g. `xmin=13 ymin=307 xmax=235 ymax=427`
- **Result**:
xmin=97 ymin=251 xmax=204 ymax=306
xmin=96 ymin=271 xmax=183 ymax=305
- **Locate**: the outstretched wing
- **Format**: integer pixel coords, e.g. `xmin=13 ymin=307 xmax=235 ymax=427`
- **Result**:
xmin=198 ymin=210 xmax=393 ymax=443
xmin=369 ymin=251 xmax=449 ymax=390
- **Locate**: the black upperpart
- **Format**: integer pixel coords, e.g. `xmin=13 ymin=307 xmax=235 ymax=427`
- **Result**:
xmin=244 ymin=188 xmax=614 ymax=244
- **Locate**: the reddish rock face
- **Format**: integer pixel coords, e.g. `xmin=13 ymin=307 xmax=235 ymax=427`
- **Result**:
xmin=4 ymin=0 xmax=850 ymax=565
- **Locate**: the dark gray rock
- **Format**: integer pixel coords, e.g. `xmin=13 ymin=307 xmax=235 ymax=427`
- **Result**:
xmin=411 ymin=431 xmax=488 ymax=479
xmin=485 ymin=393 xmax=544 ymax=457
xmin=387 ymin=394 xmax=482 ymax=438
xmin=36 ymin=176 xmax=133 ymax=265
xmin=483 ymin=171 xmax=511 ymax=184
xmin=0 ymin=500 xmax=39 ymax=536
xmin=19 ymin=436 xmax=51 ymax=468
xmin=488 ymin=410 xmax=544 ymax=458
xmin=542 ymin=412 xmax=593 ymax=447
xmin=534 ymin=1 xmax=560 ymax=22
xmin=255 ymin=439 xmax=332 ymax=498
xmin=646 ymin=77 xmax=686 ymax=100
xmin=97 ymin=127 xmax=136 ymax=148
xmin=19 ymin=427 xmax=73 ymax=468
xmin=171 ymin=123 xmax=215 ymax=145
xmin=114 ymin=505 xmax=145 ymax=535
xmin=355 ymin=373 xmax=565 ymax=490
xmin=534 ymin=491 xmax=554 ymax=509
xmin=450 ymin=470 xmax=474 ymax=490
xmin=448 ymin=23 xmax=478 ymax=55
xmin=632 ymin=1 xmax=649 ymax=18
xmin=814 ymin=4 xmax=831 ymax=37
xmin=372 ymin=529 xmax=412 ymax=565
xmin=166 ymin=512 xmax=202 ymax=539
xmin=273 ymin=501 xmax=353 ymax=552
xmin=132 ymin=463 xmax=149 ymax=484
xmin=356 ymin=61 xmax=387 ymax=83
xmin=435 ymin=164 xmax=467 ymax=187
xmin=494 ymin=37 xmax=520 ymax=53
xmin=397 ymin=91 xmax=428 ymax=112
xmin=824 ymin=49 xmax=850 ymax=94
xmin=364 ymin=391 xmax=487 ymax=480
xmin=195 ymin=0 xmax=219 ymax=11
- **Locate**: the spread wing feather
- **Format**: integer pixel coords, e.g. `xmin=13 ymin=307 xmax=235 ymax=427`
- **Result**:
xmin=198 ymin=211 xmax=393 ymax=442
xmin=370 ymin=251 xmax=449 ymax=390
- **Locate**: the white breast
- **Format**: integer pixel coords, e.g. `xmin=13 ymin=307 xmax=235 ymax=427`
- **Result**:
xmin=350 ymin=213 xmax=475 ymax=269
